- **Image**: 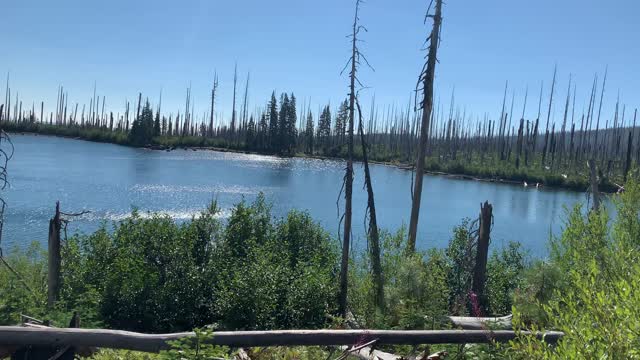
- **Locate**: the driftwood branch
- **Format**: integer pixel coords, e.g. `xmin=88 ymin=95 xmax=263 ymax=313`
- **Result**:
xmin=0 ymin=327 xmax=563 ymax=353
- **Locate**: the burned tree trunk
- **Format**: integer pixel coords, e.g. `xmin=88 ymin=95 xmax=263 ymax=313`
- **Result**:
xmin=408 ymin=0 xmax=442 ymax=252
xmin=338 ymin=0 xmax=363 ymax=317
xmin=588 ymin=159 xmax=600 ymax=211
xmin=231 ymin=65 xmax=238 ymax=135
xmin=356 ymin=100 xmax=383 ymax=311
xmin=624 ymin=130 xmax=633 ymax=181
xmin=47 ymin=202 xmax=61 ymax=308
xmin=541 ymin=67 xmax=557 ymax=166
xmin=472 ymin=201 xmax=492 ymax=314
xmin=209 ymin=72 xmax=218 ymax=137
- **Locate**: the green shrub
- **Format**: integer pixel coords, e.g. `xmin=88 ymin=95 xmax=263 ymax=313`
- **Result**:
xmin=509 ymin=178 xmax=640 ymax=358
xmin=0 ymin=242 xmax=47 ymax=325
xmin=57 ymin=196 xmax=339 ymax=332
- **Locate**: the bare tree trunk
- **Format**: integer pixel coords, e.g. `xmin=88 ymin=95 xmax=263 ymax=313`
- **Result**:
xmin=338 ymin=0 xmax=361 ymax=318
xmin=541 ymin=66 xmax=557 ymax=166
xmin=407 ymin=0 xmax=443 ymax=252
xmin=588 ymin=159 xmax=600 ymax=211
xmin=231 ymin=64 xmax=238 ymax=135
xmin=47 ymin=202 xmax=61 ymax=308
xmin=209 ymin=72 xmax=218 ymax=137
xmin=136 ymin=93 xmax=142 ymax=121
xmin=356 ymin=100 xmax=383 ymax=311
xmin=624 ymin=130 xmax=633 ymax=181
xmin=472 ymin=201 xmax=492 ymax=314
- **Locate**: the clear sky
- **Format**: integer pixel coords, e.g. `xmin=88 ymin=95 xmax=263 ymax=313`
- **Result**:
xmin=3 ymin=0 xmax=639 ymax=126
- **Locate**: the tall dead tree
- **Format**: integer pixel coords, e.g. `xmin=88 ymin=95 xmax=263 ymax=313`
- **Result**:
xmin=356 ymin=99 xmax=384 ymax=311
xmin=209 ymin=72 xmax=219 ymax=137
xmin=408 ymin=0 xmax=443 ymax=252
xmin=624 ymin=129 xmax=633 ymax=181
xmin=594 ymin=67 xmax=607 ymax=160
xmin=231 ymin=64 xmax=238 ymax=135
xmin=541 ymin=66 xmax=556 ymax=166
xmin=338 ymin=0 xmax=369 ymax=317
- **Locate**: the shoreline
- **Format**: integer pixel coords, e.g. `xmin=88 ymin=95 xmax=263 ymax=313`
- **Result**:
xmin=8 ymin=130 xmax=607 ymax=193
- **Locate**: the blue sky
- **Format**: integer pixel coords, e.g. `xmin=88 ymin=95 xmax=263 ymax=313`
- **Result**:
xmin=3 ymin=0 xmax=639 ymax=126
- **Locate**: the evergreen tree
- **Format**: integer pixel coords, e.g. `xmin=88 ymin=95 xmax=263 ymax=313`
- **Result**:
xmin=278 ymin=93 xmax=290 ymax=153
xmin=129 ymin=100 xmax=154 ymax=146
xmin=258 ymin=113 xmax=268 ymax=150
xmin=153 ymin=111 xmax=161 ymax=136
xmin=246 ymin=115 xmax=256 ymax=149
xmin=305 ymin=111 xmax=314 ymax=154
xmin=317 ymin=105 xmax=332 ymax=152
xmin=335 ymin=99 xmax=348 ymax=145
xmin=268 ymin=92 xmax=279 ymax=151
xmin=287 ymin=93 xmax=298 ymax=154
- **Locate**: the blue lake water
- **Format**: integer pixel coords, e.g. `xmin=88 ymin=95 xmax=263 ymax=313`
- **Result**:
xmin=2 ymin=133 xmax=593 ymax=256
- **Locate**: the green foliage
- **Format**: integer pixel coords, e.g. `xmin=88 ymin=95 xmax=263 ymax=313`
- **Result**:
xmin=88 ymin=328 xmax=231 ymax=360
xmin=348 ymin=228 xmax=447 ymax=329
xmin=509 ymin=178 xmax=640 ymax=358
xmin=89 ymin=349 xmax=160 ymax=360
xmin=0 ymin=243 xmax=47 ymax=325
xmin=349 ymin=223 xmax=526 ymax=330
xmin=3 ymin=122 xmax=129 ymax=145
xmin=20 ymin=196 xmax=337 ymax=333
xmin=486 ymin=242 xmax=526 ymax=316
xmin=161 ymin=328 xmax=231 ymax=360
xmin=214 ymin=197 xmax=338 ymax=330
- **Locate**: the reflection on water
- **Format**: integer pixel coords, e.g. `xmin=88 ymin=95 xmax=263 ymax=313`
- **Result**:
xmin=3 ymin=134 xmax=591 ymax=256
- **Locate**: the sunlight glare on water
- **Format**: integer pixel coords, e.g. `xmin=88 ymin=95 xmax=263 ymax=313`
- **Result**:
xmin=3 ymin=134 xmax=590 ymax=256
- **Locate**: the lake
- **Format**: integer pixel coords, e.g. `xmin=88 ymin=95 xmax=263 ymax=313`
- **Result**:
xmin=2 ymin=133 xmax=591 ymax=256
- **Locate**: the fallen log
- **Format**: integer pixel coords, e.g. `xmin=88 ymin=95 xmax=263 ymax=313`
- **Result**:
xmin=447 ymin=315 xmax=512 ymax=330
xmin=0 ymin=327 xmax=562 ymax=353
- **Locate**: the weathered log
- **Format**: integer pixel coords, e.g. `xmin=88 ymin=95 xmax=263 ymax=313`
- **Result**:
xmin=0 ymin=327 xmax=562 ymax=353
xmin=447 ymin=315 xmax=512 ymax=330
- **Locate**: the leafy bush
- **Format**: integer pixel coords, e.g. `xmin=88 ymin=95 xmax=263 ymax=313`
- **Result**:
xmin=58 ymin=196 xmax=339 ymax=332
xmin=509 ymin=178 xmax=640 ymax=358
xmin=0 ymin=243 xmax=47 ymax=325
xmin=349 ymin=221 xmax=526 ymax=330
xmin=214 ymin=200 xmax=338 ymax=330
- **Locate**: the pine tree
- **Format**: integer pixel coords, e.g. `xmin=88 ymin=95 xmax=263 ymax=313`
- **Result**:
xmin=268 ymin=92 xmax=279 ymax=152
xmin=246 ymin=115 xmax=256 ymax=149
xmin=278 ymin=93 xmax=290 ymax=153
xmin=129 ymin=100 xmax=154 ymax=146
xmin=305 ymin=111 xmax=314 ymax=154
xmin=258 ymin=112 xmax=268 ymax=150
xmin=287 ymin=93 xmax=298 ymax=154
xmin=153 ymin=111 xmax=161 ymax=136
xmin=335 ymin=99 xmax=348 ymax=146
xmin=317 ymin=105 xmax=332 ymax=152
